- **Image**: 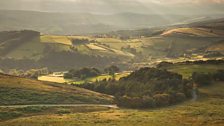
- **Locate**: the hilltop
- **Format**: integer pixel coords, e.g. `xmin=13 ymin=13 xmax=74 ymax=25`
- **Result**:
xmin=0 ymin=10 xmax=210 ymax=35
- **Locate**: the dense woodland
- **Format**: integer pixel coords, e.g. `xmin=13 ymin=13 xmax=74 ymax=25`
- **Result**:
xmin=79 ymin=66 xmax=224 ymax=108
xmin=79 ymin=68 xmax=193 ymax=108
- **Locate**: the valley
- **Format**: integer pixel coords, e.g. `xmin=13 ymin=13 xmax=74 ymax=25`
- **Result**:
xmin=0 ymin=5 xmax=224 ymax=126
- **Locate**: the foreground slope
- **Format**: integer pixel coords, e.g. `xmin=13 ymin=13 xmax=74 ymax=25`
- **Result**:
xmin=0 ymin=74 xmax=113 ymax=105
xmin=0 ymin=81 xmax=223 ymax=126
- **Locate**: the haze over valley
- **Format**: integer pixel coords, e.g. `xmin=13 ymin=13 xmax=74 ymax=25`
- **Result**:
xmin=0 ymin=0 xmax=224 ymax=126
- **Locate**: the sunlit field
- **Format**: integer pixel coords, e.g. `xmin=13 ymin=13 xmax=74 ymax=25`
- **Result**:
xmin=72 ymin=72 xmax=131 ymax=85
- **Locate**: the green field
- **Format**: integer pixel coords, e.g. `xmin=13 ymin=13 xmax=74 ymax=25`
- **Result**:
xmin=40 ymin=35 xmax=93 ymax=46
xmin=72 ymin=72 xmax=131 ymax=85
xmin=1 ymin=81 xmax=223 ymax=126
xmin=163 ymin=64 xmax=224 ymax=78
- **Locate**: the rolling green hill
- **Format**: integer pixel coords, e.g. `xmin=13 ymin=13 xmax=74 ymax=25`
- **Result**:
xmin=1 ymin=18 xmax=224 ymax=72
xmin=0 ymin=73 xmax=113 ymax=105
xmin=0 ymin=31 xmax=135 ymax=60
xmin=0 ymin=31 xmax=133 ymax=71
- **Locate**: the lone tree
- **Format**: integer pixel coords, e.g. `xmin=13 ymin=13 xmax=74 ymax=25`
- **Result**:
xmin=104 ymin=65 xmax=120 ymax=78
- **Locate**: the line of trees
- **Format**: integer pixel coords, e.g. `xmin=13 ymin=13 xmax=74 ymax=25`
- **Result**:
xmin=64 ymin=65 xmax=120 ymax=79
xmin=64 ymin=67 xmax=101 ymax=79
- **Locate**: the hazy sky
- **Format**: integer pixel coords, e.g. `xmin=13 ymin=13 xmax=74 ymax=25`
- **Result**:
xmin=0 ymin=0 xmax=224 ymax=15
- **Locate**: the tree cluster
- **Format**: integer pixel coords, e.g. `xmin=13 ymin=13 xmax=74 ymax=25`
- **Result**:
xmin=71 ymin=38 xmax=93 ymax=45
xmin=104 ymin=65 xmax=120 ymax=76
xmin=64 ymin=67 xmax=101 ymax=79
xmin=79 ymin=68 xmax=193 ymax=108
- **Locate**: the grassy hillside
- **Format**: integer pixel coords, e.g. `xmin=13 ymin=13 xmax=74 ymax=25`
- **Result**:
xmin=0 ymin=30 xmax=40 ymax=57
xmin=0 ymin=31 xmax=130 ymax=71
xmin=0 ymin=74 xmax=113 ymax=105
xmin=161 ymin=28 xmax=223 ymax=37
xmin=0 ymin=32 xmax=134 ymax=60
xmin=1 ymin=18 xmax=224 ymax=72
xmin=1 ymin=31 xmax=223 ymax=71
xmin=6 ymin=36 xmax=45 ymax=60
xmin=1 ymin=81 xmax=223 ymax=125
